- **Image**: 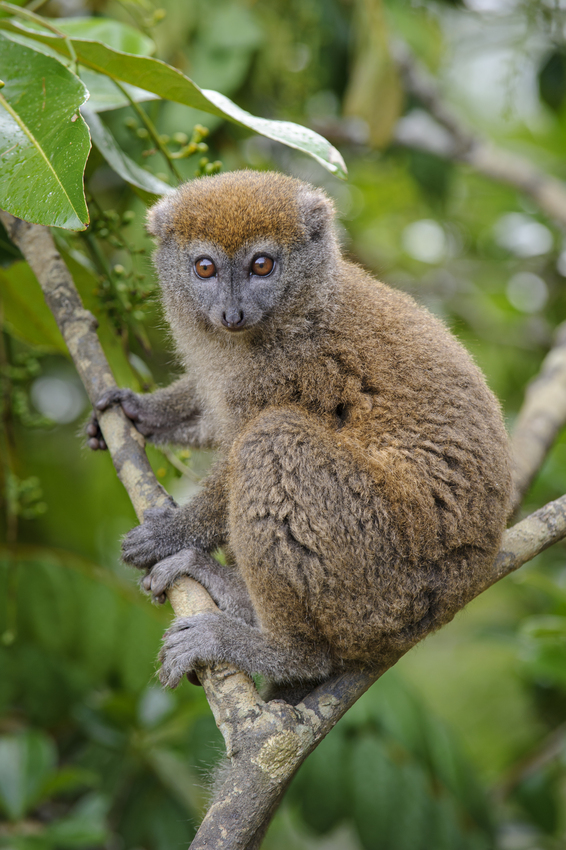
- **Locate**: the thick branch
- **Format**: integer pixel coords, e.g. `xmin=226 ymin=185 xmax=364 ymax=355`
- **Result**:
xmin=509 ymin=322 xmax=566 ymax=512
xmin=193 ymin=491 xmax=566 ymax=848
xmin=390 ymin=48 xmax=566 ymax=510
xmin=392 ymin=45 xmax=566 ymax=230
xmin=4 ymin=212 xmax=566 ymax=850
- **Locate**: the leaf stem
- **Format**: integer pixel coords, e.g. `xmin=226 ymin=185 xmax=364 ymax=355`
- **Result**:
xmin=25 ymin=0 xmax=50 ymax=11
xmin=115 ymin=80 xmax=182 ymax=183
xmin=0 ymin=2 xmax=78 ymax=71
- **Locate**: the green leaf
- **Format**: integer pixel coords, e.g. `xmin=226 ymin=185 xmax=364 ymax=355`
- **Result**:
xmin=0 ymin=731 xmax=57 ymax=820
xmin=0 ymin=31 xmax=158 ymax=111
xmin=83 ymin=109 xmax=171 ymax=195
xmin=44 ymin=793 xmax=109 ymax=847
xmin=0 ymin=15 xmax=346 ymax=178
xmin=201 ymin=89 xmax=347 ymax=178
xmin=50 ymin=16 xmax=155 ymax=55
xmin=0 ymin=261 xmax=67 ymax=351
xmin=79 ymin=70 xmax=159 ymax=112
xmin=145 ymin=748 xmax=202 ymax=812
xmin=0 ymin=33 xmax=90 ymax=229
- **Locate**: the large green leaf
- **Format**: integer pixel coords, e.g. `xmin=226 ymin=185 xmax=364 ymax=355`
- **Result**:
xmin=0 ymin=260 xmax=67 ymax=351
xmin=0 ymin=33 xmax=90 ymax=229
xmin=0 ymin=731 xmax=57 ymax=820
xmin=1 ymin=30 xmax=158 ymax=111
xmin=83 ymin=109 xmax=171 ymax=195
xmin=0 ymin=12 xmax=347 ymax=178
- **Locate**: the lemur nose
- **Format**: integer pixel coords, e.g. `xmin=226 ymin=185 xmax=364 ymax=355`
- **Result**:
xmin=221 ymin=310 xmax=246 ymax=330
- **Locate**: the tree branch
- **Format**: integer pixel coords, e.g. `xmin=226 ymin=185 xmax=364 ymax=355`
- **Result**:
xmin=0 ymin=212 xmax=173 ymax=521
xmin=509 ymin=321 xmax=566 ymax=512
xmin=391 ymin=44 xmax=566 ymax=230
xmin=4 ymin=211 xmax=566 ymax=849
xmin=388 ymin=47 xmax=566 ymax=513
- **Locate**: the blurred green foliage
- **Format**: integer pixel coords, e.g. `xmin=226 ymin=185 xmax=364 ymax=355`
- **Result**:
xmin=2 ymin=0 xmax=566 ymax=848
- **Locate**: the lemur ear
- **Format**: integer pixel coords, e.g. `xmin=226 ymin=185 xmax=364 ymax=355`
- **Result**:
xmin=298 ymin=188 xmax=335 ymax=242
xmin=146 ymin=196 xmax=172 ymax=239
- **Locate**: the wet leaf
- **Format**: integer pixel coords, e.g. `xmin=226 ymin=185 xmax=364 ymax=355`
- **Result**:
xmin=0 ymin=31 xmax=158 ymax=111
xmin=0 ymin=33 xmax=90 ymax=229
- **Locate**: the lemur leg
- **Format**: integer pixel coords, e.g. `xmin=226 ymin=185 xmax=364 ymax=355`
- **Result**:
xmin=159 ymin=405 xmax=443 ymax=687
xmin=159 ymin=406 xmax=394 ymax=688
xmin=159 ymin=612 xmax=333 ymax=688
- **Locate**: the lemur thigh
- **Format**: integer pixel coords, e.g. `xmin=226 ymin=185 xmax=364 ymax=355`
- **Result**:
xmin=227 ymin=407 xmax=439 ymax=670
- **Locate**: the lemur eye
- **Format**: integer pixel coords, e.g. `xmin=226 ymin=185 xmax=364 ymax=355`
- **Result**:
xmin=195 ymin=257 xmax=216 ymax=279
xmin=251 ymin=256 xmax=274 ymax=276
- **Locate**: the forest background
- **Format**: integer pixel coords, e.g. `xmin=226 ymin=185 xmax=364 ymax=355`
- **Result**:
xmin=1 ymin=0 xmax=566 ymax=848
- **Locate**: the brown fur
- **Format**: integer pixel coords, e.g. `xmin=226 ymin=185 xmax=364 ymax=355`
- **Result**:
xmin=99 ymin=171 xmax=512 ymax=686
xmin=148 ymin=170 xmax=309 ymax=255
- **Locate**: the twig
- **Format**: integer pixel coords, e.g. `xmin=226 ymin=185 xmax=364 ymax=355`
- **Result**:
xmin=392 ymin=44 xmax=566 ymax=230
xmin=161 ymin=446 xmax=202 ymax=482
xmin=510 ymin=322 xmax=566 ymax=512
xmin=4 ymin=210 xmax=566 ymax=849
xmin=493 ymin=722 xmax=566 ymax=802
xmin=114 ymin=80 xmax=183 ymax=183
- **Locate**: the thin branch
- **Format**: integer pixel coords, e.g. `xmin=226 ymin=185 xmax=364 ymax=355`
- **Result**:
xmin=114 ymin=80 xmax=183 ymax=183
xmin=493 ymin=722 xmax=566 ymax=802
xmin=161 ymin=447 xmax=202 ymax=482
xmin=4 ymin=211 xmax=566 ymax=849
xmin=387 ymin=46 xmax=566 ymax=512
xmin=0 ymin=212 xmax=171 ymax=521
xmin=510 ymin=321 xmax=566 ymax=512
xmin=391 ymin=44 xmax=566 ymax=231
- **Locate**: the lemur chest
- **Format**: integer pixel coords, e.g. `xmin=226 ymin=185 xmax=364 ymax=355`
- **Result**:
xmin=191 ymin=343 xmax=377 ymax=447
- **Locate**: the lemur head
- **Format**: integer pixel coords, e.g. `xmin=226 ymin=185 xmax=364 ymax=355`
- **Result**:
xmin=147 ymin=170 xmax=339 ymax=336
